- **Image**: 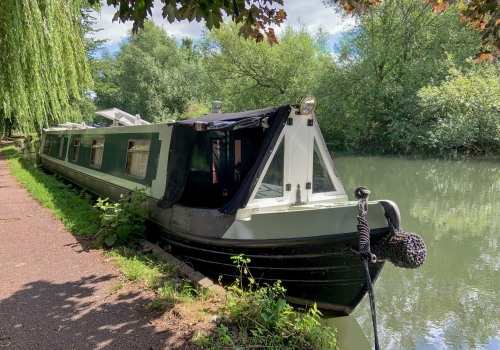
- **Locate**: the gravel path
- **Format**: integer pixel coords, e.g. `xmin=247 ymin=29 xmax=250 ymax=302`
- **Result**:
xmin=0 ymin=152 xmax=188 ymax=350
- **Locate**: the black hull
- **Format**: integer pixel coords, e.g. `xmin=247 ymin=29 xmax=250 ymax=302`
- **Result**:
xmin=156 ymin=228 xmax=390 ymax=315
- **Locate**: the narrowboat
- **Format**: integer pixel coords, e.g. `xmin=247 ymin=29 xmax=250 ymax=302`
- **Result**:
xmin=39 ymin=97 xmax=423 ymax=315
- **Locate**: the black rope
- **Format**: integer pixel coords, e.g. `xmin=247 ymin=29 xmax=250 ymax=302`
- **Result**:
xmin=384 ymin=213 xmax=399 ymax=236
xmin=354 ymin=186 xmax=380 ymax=350
xmin=362 ymin=258 xmax=380 ymax=350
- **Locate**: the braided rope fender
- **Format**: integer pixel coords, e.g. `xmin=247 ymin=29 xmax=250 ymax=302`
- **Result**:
xmin=372 ymin=231 xmax=427 ymax=269
xmin=354 ymin=186 xmax=427 ymax=269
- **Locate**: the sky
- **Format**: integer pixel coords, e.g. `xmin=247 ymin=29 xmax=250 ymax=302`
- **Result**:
xmin=91 ymin=0 xmax=357 ymax=54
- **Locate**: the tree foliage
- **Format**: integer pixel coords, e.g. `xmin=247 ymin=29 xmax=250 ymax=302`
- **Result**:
xmin=327 ymin=0 xmax=499 ymax=61
xmin=200 ymin=23 xmax=332 ymax=111
xmin=417 ymin=62 xmax=500 ymax=152
xmin=97 ymin=0 xmax=286 ymax=45
xmin=0 ymin=0 xmax=92 ymax=135
xmin=442 ymin=0 xmax=498 ymax=61
xmin=316 ymin=0 xmax=482 ymax=149
xmin=93 ymin=21 xmax=207 ymax=122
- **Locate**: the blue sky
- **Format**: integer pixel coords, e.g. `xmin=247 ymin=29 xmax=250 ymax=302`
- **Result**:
xmin=91 ymin=0 xmax=356 ymax=54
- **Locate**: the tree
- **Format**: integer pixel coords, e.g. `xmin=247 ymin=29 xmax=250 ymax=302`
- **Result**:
xmin=200 ymin=22 xmax=332 ymax=112
xmin=326 ymin=0 xmax=498 ymax=60
xmin=0 ymin=0 xmax=92 ymax=135
xmin=316 ymin=0 xmax=482 ymax=149
xmin=93 ymin=21 xmax=207 ymax=122
xmin=98 ymin=0 xmax=498 ymax=60
xmin=416 ymin=62 xmax=500 ymax=152
xmin=96 ymin=0 xmax=286 ymax=45
xmin=431 ymin=0 xmax=499 ymax=62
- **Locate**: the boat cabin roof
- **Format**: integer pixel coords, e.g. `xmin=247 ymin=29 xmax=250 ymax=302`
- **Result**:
xmin=174 ymin=106 xmax=280 ymax=130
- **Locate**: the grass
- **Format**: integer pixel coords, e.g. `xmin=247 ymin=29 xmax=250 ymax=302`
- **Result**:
xmin=104 ymin=246 xmax=205 ymax=309
xmin=1 ymin=144 xmax=100 ymax=236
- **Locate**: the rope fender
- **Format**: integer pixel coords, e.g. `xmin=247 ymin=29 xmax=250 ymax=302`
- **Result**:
xmin=372 ymin=218 xmax=427 ymax=269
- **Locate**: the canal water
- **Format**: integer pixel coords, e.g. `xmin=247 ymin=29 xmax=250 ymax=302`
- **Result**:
xmin=330 ymin=155 xmax=499 ymax=349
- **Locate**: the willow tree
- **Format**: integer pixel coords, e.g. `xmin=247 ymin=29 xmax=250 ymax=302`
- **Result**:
xmin=0 ymin=0 xmax=92 ymax=135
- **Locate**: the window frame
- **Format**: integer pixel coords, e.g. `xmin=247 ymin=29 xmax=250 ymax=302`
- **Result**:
xmin=253 ymin=135 xmax=286 ymax=201
xmin=124 ymin=139 xmax=151 ymax=180
xmin=89 ymin=138 xmax=105 ymax=169
xmin=71 ymin=138 xmax=81 ymax=162
xmin=311 ymin=138 xmax=336 ymax=194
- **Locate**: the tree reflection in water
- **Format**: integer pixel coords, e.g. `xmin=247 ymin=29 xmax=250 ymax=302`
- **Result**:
xmin=335 ymin=155 xmax=499 ymax=349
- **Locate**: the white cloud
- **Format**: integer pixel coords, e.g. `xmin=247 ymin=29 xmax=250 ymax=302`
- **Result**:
xmin=282 ymin=0 xmax=355 ymax=35
xmin=92 ymin=4 xmax=132 ymax=43
xmin=92 ymin=0 xmax=356 ymax=48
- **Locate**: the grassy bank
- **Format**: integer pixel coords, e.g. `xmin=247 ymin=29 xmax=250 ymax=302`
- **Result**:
xmin=0 ymin=139 xmax=339 ymax=349
xmin=0 ymin=143 xmax=100 ymax=236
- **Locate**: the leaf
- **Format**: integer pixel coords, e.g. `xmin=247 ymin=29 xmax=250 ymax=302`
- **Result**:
xmin=162 ymin=4 xmax=177 ymax=23
xmin=117 ymin=225 xmax=131 ymax=240
xmin=276 ymin=9 xmax=287 ymax=20
xmin=194 ymin=7 xmax=204 ymax=22
xmin=431 ymin=1 xmax=449 ymax=12
xmin=266 ymin=28 xmax=278 ymax=45
xmin=104 ymin=234 xmax=117 ymax=247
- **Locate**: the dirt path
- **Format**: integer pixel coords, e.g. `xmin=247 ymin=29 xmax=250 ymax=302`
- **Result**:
xmin=0 ymin=153 xmax=198 ymax=349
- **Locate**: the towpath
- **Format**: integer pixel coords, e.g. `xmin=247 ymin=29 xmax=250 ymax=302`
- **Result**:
xmin=0 ymin=150 xmax=194 ymax=349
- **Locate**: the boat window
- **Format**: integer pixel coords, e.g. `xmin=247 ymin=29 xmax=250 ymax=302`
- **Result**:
xmin=125 ymin=140 xmax=150 ymax=179
xmin=44 ymin=136 xmax=54 ymax=155
xmin=234 ymin=139 xmax=242 ymax=181
xmin=255 ymin=138 xmax=284 ymax=199
xmin=90 ymin=139 xmax=105 ymax=168
xmin=58 ymin=136 xmax=65 ymax=158
xmin=72 ymin=139 xmax=80 ymax=162
xmin=179 ymin=129 xmax=265 ymax=208
xmin=211 ymin=139 xmax=221 ymax=184
xmin=312 ymin=139 xmax=336 ymax=193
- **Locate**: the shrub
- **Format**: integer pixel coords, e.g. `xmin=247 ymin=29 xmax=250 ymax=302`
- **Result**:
xmin=196 ymin=255 xmax=339 ymax=350
xmin=93 ymin=189 xmax=149 ymax=247
xmin=417 ymin=62 xmax=500 ymax=153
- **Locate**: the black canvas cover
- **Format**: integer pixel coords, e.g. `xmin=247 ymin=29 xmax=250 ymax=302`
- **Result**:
xmin=157 ymin=105 xmax=291 ymax=213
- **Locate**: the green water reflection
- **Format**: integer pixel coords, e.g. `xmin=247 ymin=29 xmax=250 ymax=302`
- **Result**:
xmin=334 ymin=156 xmax=499 ymax=349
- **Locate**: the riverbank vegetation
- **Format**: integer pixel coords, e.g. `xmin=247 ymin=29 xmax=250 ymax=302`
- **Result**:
xmin=1 ymin=1 xmax=498 ymax=155
xmin=0 ymin=142 xmax=339 ymax=349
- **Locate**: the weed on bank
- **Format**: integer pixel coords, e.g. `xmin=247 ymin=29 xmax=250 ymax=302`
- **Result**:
xmin=195 ymin=255 xmax=339 ymax=350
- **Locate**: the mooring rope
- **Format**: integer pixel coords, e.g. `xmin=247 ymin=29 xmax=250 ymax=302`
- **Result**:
xmin=354 ymin=186 xmax=380 ymax=350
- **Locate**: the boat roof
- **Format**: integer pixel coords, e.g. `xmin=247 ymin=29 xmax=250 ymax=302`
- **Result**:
xmin=177 ymin=106 xmax=279 ymax=123
xmin=175 ymin=106 xmax=282 ymax=131
xmin=96 ymin=108 xmax=150 ymax=126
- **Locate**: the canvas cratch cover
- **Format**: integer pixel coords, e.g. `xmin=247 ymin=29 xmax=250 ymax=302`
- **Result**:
xmin=157 ymin=105 xmax=291 ymax=213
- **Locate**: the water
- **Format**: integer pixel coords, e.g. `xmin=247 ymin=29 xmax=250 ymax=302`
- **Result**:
xmin=332 ymin=155 xmax=499 ymax=349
